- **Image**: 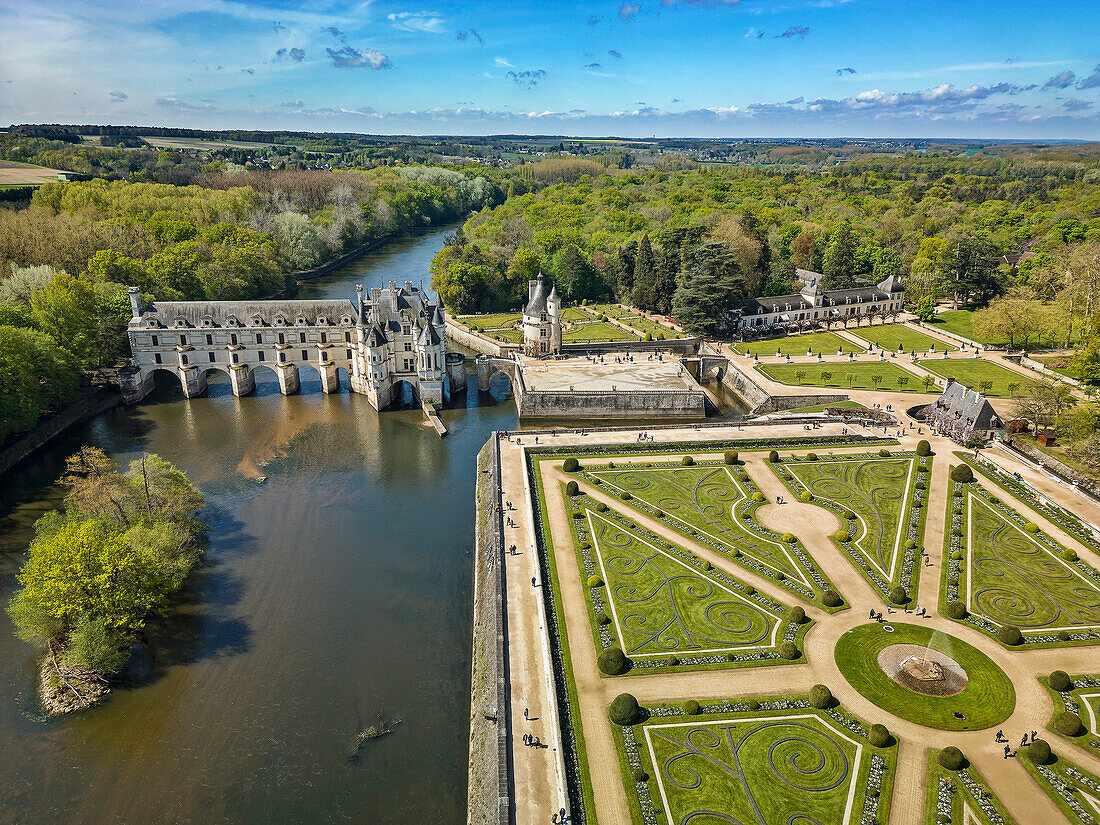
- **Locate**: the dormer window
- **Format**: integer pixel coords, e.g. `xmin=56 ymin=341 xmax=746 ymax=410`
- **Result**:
xmin=340 ymin=315 xmax=352 ymax=325
xmin=226 ymin=316 xmax=239 ymax=327
xmin=296 ymin=316 xmax=307 ymax=326
xmin=201 ymin=318 xmax=214 ymax=328
xmin=274 ymin=316 xmax=288 ymax=327
xmin=317 ymin=316 xmax=327 ymax=325
xmin=251 ymin=315 xmax=264 ymax=326
xmin=175 ymin=319 xmax=187 ymax=328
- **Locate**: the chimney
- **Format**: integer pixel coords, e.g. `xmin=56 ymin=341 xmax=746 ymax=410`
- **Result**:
xmin=405 ymin=280 xmax=413 ymax=292
xmin=128 ymin=286 xmax=142 ymax=319
xmin=529 ymin=280 xmax=537 ymax=301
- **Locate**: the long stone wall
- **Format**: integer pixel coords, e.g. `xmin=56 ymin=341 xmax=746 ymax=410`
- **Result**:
xmin=718 ymin=360 xmax=772 ymax=410
xmin=754 ymin=393 xmax=851 ymax=415
xmin=0 ymin=386 xmax=121 ymax=477
xmin=1004 ymin=354 xmax=1082 ymax=387
xmin=1007 ymin=438 xmax=1100 ymax=500
xmin=445 ymin=321 xmax=517 ymax=358
xmin=516 ymin=389 xmax=706 ymax=419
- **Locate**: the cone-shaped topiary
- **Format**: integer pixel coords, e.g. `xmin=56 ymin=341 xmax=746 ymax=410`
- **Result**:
xmin=598 ymin=647 xmax=630 ymax=675
xmin=1027 ymin=738 xmax=1052 ymax=765
xmin=608 ymin=692 xmax=641 ymax=725
xmin=1050 ymin=670 xmax=1072 ymax=692
xmin=950 ymin=464 xmax=974 ymax=483
xmin=563 ymin=457 xmax=579 ymax=472
xmin=809 ymin=684 xmax=833 ymax=709
xmin=938 ymin=747 xmax=965 ymax=770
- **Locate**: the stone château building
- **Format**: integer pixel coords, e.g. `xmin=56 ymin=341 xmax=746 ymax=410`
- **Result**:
xmin=925 ymin=377 xmax=1004 ymax=443
xmin=521 ymin=274 xmax=562 ymax=357
xmin=121 ymin=280 xmax=456 ymax=409
xmin=736 ymin=271 xmax=905 ymax=335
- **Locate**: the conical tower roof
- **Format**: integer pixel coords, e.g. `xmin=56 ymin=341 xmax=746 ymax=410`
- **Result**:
xmin=524 ymin=277 xmax=547 ymax=317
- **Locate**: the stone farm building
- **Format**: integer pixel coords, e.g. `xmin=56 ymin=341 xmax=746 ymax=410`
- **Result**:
xmin=925 ymin=377 xmax=1005 ymax=443
xmin=736 ymin=271 xmax=905 ymax=336
xmin=121 ymin=280 xmax=454 ymax=409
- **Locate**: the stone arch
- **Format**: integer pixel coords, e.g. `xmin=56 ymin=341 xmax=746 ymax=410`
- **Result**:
xmin=297 ymin=363 xmax=323 ymax=391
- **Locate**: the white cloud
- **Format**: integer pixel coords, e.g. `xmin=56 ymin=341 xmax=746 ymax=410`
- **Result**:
xmin=494 ymin=56 xmax=513 ymax=68
xmin=387 ymin=11 xmax=445 ymax=34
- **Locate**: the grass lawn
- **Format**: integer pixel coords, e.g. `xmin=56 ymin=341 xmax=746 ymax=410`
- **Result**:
xmin=1033 ymin=354 xmax=1082 ymax=380
xmin=916 ymin=358 xmax=1027 ymax=397
xmin=1019 ymin=748 xmax=1100 ymax=824
xmin=783 ymin=400 xmax=867 ymax=414
xmin=459 ymin=312 xmax=520 ymax=330
xmin=848 ymin=324 xmax=958 ymax=353
xmin=560 ymin=306 xmax=594 ymax=323
xmin=485 ymin=328 xmax=523 ymax=344
xmin=927 ymin=310 xmax=990 ymax=345
xmin=759 ymin=362 xmax=928 ymax=392
xmin=563 ymin=321 xmax=638 ymax=343
xmin=614 ymin=312 xmax=679 ymax=339
xmin=923 ymin=750 xmax=1019 ymax=825
xmin=735 ymin=331 xmax=864 ymax=357
xmin=834 ymin=622 xmax=1015 ymax=730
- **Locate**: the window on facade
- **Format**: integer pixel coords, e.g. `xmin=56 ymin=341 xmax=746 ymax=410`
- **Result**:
xmin=278 ymin=333 xmax=285 ymax=344
xmin=346 ymin=349 xmax=352 ymax=359
xmin=300 ymin=332 xmax=306 ymax=343
xmin=231 ymin=334 xmax=238 ymax=345
xmin=404 ymin=342 xmax=412 ymax=351
xmin=208 ymin=352 xmax=215 ymax=363
xmin=258 ymin=351 xmax=265 ymax=362
xmin=180 ymin=335 xmax=187 ymax=346
xmin=320 ymin=332 xmax=327 ymax=344
xmin=152 ymin=335 xmax=158 ymax=346
xmin=541 ymin=328 xmax=547 ymax=337
xmin=402 ymin=325 xmax=411 ymax=336
xmin=182 ymin=355 xmax=188 ymax=365
xmin=154 ymin=353 xmax=162 ymax=364
xmin=279 ymin=352 xmax=286 ymax=363
xmin=301 ymin=349 xmax=307 ymax=360
xmin=206 ymin=334 xmax=213 ymax=345
xmin=232 ymin=354 xmax=238 ymax=364
xmin=321 ymin=352 xmax=327 ymax=362
xmin=344 ymin=332 xmax=351 ymax=343
xmin=256 ymin=333 xmax=262 ymax=344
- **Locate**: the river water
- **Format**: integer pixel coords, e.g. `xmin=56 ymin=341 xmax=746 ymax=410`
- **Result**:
xmin=0 ymin=226 xmax=514 ymax=824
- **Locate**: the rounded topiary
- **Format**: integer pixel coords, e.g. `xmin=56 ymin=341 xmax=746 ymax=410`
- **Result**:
xmin=768 ymin=450 xmax=780 ymax=463
xmin=997 ymin=624 xmax=1023 ymax=646
xmin=915 ymin=481 xmax=926 ymax=490
xmin=752 ymin=491 xmax=766 ymax=503
xmin=779 ymin=641 xmax=800 ymax=660
xmin=950 ymin=550 xmax=963 ymax=561
xmin=1057 ymin=630 xmax=1071 ymax=642
xmin=1023 ymin=522 xmax=1039 ymax=534
xmin=950 ymin=464 xmax=974 ymax=483
xmin=743 ymin=584 xmax=755 ymax=595
xmin=632 ymin=767 xmax=648 ymax=782
xmin=563 ymin=457 xmax=579 ymax=472
xmin=945 ymin=601 xmax=967 ymax=620
xmin=889 ymin=586 xmax=909 ymax=606
xmin=1063 ymin=549 xmax=1079 ymax=562
xmin=782 ymin=532 xmax=797 ymax=544
xmin=598 ymin=647 xmax=630 ymax=675
xmin=684 ymin=699 xmax=701 ymax=716
xmin=608 ymin=692 xmax=641 ymax=725
xmin=904 ymin=539 xmax=917 ymax=549
xmin=572 ymin=511 xmax=584 ymax=519
xmin=809 ymin=684 xmax=833 ymax=709
xmin=1054 ymin=711 xmax=1083 ymax=737
xmin=681 ymin=455 xmax=694 ymax=466
xmin=724 ymin=451 xmax=738 ymax=465
xmin=799 ymin=491 xmax=813 ymax=502
xmin=822 ymin=590 xmax=842 ymax=608
xmin=566 ymin=480 xmax=579 ymax=496
xmin=938 ymin=746 xmax=965 ymax=771
xmin=587 ymin=574 xmax=604 ymax=588
xmin=595 ymin=501 xmax=608 ymax=513
xmin=620 ymin=492 xmax=632 ymax=501
xmin=806 ymin=453 xmax=818 ymax=461
xmin=1027 ymin=738 xmax=1052 ymax=765
xmin=596 ymin=611 xmax=611 ymax=626
xmin=834 ymin=530 xmax=852 ymax=543
xmin=916 ymin=440 xmax=931 ymax=457
xmin=879 ymin=449 xmax=890 ymax=458
xmin=1050 ymin=670 xmax=1072 ymax=692
xmin=790 ymin=606 xmax=806 ymax=624
xmin=868 ymin=723 xmax=891 ymax=748
xmin=747 ymin=699 xmax=761 ymax=710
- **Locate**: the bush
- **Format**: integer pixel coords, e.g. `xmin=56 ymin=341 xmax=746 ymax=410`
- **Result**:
xmin=799 ymin=491 xmax=813 ymax=502
xmin=782 ymin=532 xmax=797 ymax=543
xmin=950 ymin=465 xmax=974 ymax=483
xmin=1027 ymin=738 xmax=1052 ymax=765
xmin=596 ymin=611 xmax=611 ymax=626
xmin=945 ymin=601 xmax=967 ymax=620
xmin=915 ymin=482 xmax=926 ymax=490
xmin=997 ymin=624 xmax=1023 ymax=646
xmin=598 ymin=647 xmax=630 ymax=675
xmin=746 ymin=699 xmax=761 ymax=710
xmin=868 ymin=723 xmax=891 ymax=748
xmin=608 ymin=692 xmax=640 ymax=724
xmin=1050 ymin=670 xmax=1072 ymax=692
xmin=743 ymin=584 xmax=755 ymax=595
xmin=809 ymin=684 xmax=832 ymax=709
xmin=752 ymin=491 xmax=767 ymax=502
xmin=938 ymin=747 xmax=965 ymax=770
xmin=1057 ymin=630 xmax=1071 ymax=642
xmin=779 ymin=641 xmax=800 ymax=660
xmin=587 ymin=574 xmax=604 ymax=588
xmin=64 ymin=615 xmax=130 ymax=675
xmin=806 ymin=453 xmax=818 ymax=461
xmin=723 ymin=451 xmax=738 ymax=465
xmin=834 ymin=531 xmax=851 ymax=543
xmin=595 ymin=501 xmax=608 ymax=513
xmin=789 ymin=606 xmax=806 ymax=624
xmin=879 ymin=449 xmax=890 ymax=457
xmin=1063 ymin=549 xmax=1079 ymax=562
xmin=889 ymin=586 xmax=909 ymax=606
xmin=1023 ymin=522 xmax=1039 ymax=533
xmin=566 ymin=480 xmax=579 ymax=496
xmin=572 ymin=511 xmax=584 ymax=519
xmin=632 ymin=767 xmax=648 ymax=782
xmin=1054 ymin=711 xmax=1083 ymax=736
xmin=579 ymin=542 xmax=591 ymax=550
xmin=768 ymin=450 xmax=780 ymax=463
xmin=822 ymin=590 xmax=842 ymax=607
xmin=916 ymin=440 xmax=931 ymax=456
xmin=620 ymin=492 xmax=632 ymax=501
xmin=950 ymin=550 xmax=963 ymax=561
xmin=905 ymin=539 xmax=917 ymax=549
xmin=681 ymin=455 xmax=694 ymax=466
xmin=684 ymin=700 xmax=701 ymax=715
xmin=563 ymin=457 xmax=579 ymax=472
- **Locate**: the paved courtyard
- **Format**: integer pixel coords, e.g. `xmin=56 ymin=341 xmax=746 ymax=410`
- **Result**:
xmin=518 ymin=357 xmax=701 ymax=393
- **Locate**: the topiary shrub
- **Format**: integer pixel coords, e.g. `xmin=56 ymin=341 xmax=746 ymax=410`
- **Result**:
xmin=596 ymin=611 xmax=611 ymax=626
xmin=723 ymin=451 xmax=738 ymax=465
xmin=599 ymin=647 xmax=631 ymax=675
xmin=1027 ymin=738 xmax=1052 ymax=765
xmin=889 ymin=586 xmax=909 ymax=606
xmin=950 ymin=465 xmax=974 ymax=483
xmin=681 ymin=455 xmax=694 ymax=466
xmin=799 ymin=491 xmax=813 ymax=502
xmin=809 ymin=684 xmax=833 ymax=709
xmin=595 ymin=501 xmax=608 ymax=513
xmin=950 ymin=550 xmax=963 ymax=561
xmin=868 ymin=724 xmax=891 ymax=748
xmin=563 ymin=457 xmax=579 ymax=472
xmin=905 ymin=539 xmax=917 ymax=549
xmin=879 ymin=449 xmax=890 ymax=458
xmin=620 ymin=492 xmax=632 ymax=501
xmin=806 ymin=453 xmax=818 ymax=461
xmin=938 ymin=747 xmax=965 ymax=770
xmin=782 ymin=533 xmax=797 ymax=543
xmin=834 ymin=530 xmax=852 ymax=543
xmin=566 ymin=480 xmax=579 ymax=496
xmin=743 ymin=584 xmax=755 ymax=595
xmin=1057 ymin=630 xmax=1071 ymax=642
xmin=608 ymin=692 xmax=641 ymax=725
xmin=632 ymin=767 xmax=648 ymax=782
xmin=1023 ymin=522 xmax=1039 ymax=533
xmin=1050 ymin=670 xmax=1072 ymax=692
xmin=945 ymin=601 xmax=967 ymax=620
xmin=1063 ymin=549 xmax=1079 ymax=562
xmin=768 ymin=450 xmax=780 ymax=463
xmin=752 ymin=491 xmax=767 ymax=502
xmin=916 ymin=440 xmax=931 ymax=457
xmin=779 ymin=641 xmax=799 ymax=660
xmin=915 ymin=482 xmax=926 ymax=490
xmin=587 ymin=574 xmax=604 ymax=588
xmin=1054 ymin=711 xmax=1083 ymax=737
xmin=684 ymin=700 xmax=701 ymax=715
xmin=789 ymin=606 xmax=806 ymax=624
xmin=822 ymin=590 xmax=842 ymax=608
xmin=997 ymin=625 xmax=1023 ymax=646
xmin=572 ymin=511 xmax=584 ymax=519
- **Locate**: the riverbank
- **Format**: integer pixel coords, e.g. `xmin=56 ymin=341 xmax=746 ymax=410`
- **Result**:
xmin=0 ymin=385 xmax=121 ymax=477
xmin=291 ymin=232 xmax=398 ymax=283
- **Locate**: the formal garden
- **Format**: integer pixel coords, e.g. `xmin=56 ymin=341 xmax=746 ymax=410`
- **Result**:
xmin=1018 ymin=743 xmax=1100 ymax=824
xmin=915 ymin=358 xmax=1027 ymax=397
xmin=773 ymin=451 xmax=929 ymax=604
xmin=758 ymin=361 xmax=931 ymax=393
xmin=924 ymin=748 xmax=1018 ymax=825
xmin=849 ymin=323 xmax=959 ymax=353
xmin=734 ymin=330 xmax=864 ymax=357
xmin=1041 ymin=671 xmax=1100 ymax=756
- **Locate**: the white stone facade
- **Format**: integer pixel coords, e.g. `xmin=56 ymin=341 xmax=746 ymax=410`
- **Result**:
xmin=737 ymin=273 xmax=905 ymax=334
xmin=521 ymin=275 xmax=562 ymax=357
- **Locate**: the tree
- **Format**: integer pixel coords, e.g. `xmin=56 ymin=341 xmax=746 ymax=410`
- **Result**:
xmin=872 ymin=248 xmax=903 ymax=281
xmin=913 ymin=295 xmax=937 ymax=322
xmin=29 ymin=272 xmax=99 ymax=367
xmin=631 ymin=234 xmax=656 ymax=310
xmin=554 ymin=244 xmax=600 ymax=302
xmin=898 ymin=376 xmax=909 ymax=390
xmin=972 ymin=292 xmax=1042 ymax=350
xmin=0 ymin=325 xmax=80 ymax=440
xmin=1013 ymin=378 xmax=1075 ymax=433
xmin=795 ymin=369 xmax=807 ymax=385
xmin=821 ymin=371 xmax=833 ymax=386
xmin=846 ymin=373 xmax=855 ymax=388
xmin=822 ymin=223 xmax=857 ymax=290
xmin=671 ymin=242 xmax=745 ymax=336
xmin=870 ymin=374 xmax=883 ymax=390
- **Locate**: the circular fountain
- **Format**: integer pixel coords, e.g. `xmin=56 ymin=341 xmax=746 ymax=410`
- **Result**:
xmin=877 ymin=643 xmax=968 ymax=697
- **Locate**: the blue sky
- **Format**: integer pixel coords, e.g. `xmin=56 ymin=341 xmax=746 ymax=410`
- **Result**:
xmin=2 ymin=0 xmax=1099 ymax=138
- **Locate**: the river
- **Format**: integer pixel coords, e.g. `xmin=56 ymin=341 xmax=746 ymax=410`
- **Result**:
xmin=0 ymin=225 xmax=513 ymax=824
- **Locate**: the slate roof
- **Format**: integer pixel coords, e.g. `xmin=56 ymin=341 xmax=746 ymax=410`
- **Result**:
xmin=136 ymin=300 xmax=356 ymax=328
xmin=933 ymin=379 xmax=1003 ymax=431
xmin=524 ymin=278 xmax=548 ymax=318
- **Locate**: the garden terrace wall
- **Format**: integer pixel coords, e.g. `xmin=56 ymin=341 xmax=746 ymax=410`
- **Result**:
xmin=1005 ymin=438 xmax=1100 ymax=501
xmin=446 ymin=320 xmax=514 ymax=358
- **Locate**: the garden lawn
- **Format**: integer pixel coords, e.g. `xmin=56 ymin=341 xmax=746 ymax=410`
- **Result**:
xmin=923 ymin=750 xmax=1019 ymax=825
xmin=560 ymin=306 xmax=595 ymax=323
xmin=927 ymin=310 xmax=989 ymax=345
xmin=916 ymin=358 xmax=1027 ymax=397
xmin=459 ymin=312 xmax=520 ymax=329
xmin=485 ymin=328 xmax=522 ymax=343
xmin=783 ymin=400 xmax=867 ymax=414
xmin=848 ymin=324 xmax=958 ymax=353
xmin=615 ymin=313 xmax=678 ymax=339
xmin=834 ymin=623 xmax=1015 ymax=730
xmin=734 ymin=331 xmax=863 ymax=356
xmin=1041 ymin=674 xmax=1100 ymax=752
xmin=758 ymin=362 xmax=925 ymax=392
xmin=563 ymin=321 xmax=639 ymax=343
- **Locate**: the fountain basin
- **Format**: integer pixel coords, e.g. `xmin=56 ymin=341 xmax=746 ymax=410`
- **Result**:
xmin=877 ymin=643 xmax=968 ymax=697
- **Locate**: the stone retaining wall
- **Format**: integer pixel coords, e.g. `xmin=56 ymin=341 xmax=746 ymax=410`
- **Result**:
xmin=516 ymin=387 xmax=705 ymax=419
xmin=1006 ymin=438 xmax=1100 ymax=500
xmin=718 ymin=360 xmax=771 ymax=410
xmin=1003 ymin=354 xmax=1081 ymax=387
xmin=292 ymin=233 xmax=396 ymax=282
xmin=754 ymin=393 xmax=851 ymax=415
xmin=446 ymin=321 xmax=515 ymax=358
xmin=0 ymin=386 xmax=121 ymax=477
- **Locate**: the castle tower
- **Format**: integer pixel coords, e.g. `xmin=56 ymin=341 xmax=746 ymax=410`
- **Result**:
xmin=416 ymin=321 xmax=445 ymax=404
xmin=522 ymin=273 xmax=553 ymax=357
xmin=546 ymin=284 xmax=562 ymax=354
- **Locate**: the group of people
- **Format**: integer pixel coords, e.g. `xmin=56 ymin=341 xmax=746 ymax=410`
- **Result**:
xmin=636 ymin=431 xmax=655 ymax=442
xmin=996 ymin=729 xmax=1039 ymax=759
xmin=522 ymin=733 xmax=545 ymax=748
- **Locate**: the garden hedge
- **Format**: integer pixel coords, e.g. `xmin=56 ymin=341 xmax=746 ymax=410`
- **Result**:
xmin=938 ymin=747 xmax=965 ymax=770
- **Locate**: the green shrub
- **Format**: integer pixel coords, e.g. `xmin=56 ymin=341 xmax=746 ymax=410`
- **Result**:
xmin=768 ymin=450 xmax=780 ymax=463
xmin=1027 ymin=738 xmax=1051 ymax=765
xmin=889 ymin=586 xmax=909 ymax=606
xmin=563 ymin=457 xmax=579 ymax=472
xmin=938 ymin=747 xmax=965 ymax=770
xmin=746 ymin=699 xmax=761 ymax=710
xmin=64 ymin=615 xmax=130 ymax=675
xmin=950 ymin=465 xmax=974 ymax=483
xmin=1063 ymin=549 xmax=1079 ymax=562
xmin=632 ymin=767 xmax=648 ymax=782
xmin=834 ymin=530 xmax=851 ymax=543
xmin=799 ymin=491 xmax=813 ymax=502
xmin=822 ymin=590 xmax=842 ymax=607
xmin=950 ymin=550 xmax=963 ymax=561
xmin=779 ymin=641 xmax=799 ymax=660
xmin=596 ymin=611 xmax=611 ymax=626
xmin=879 ymin=449 xmax=890 ymax=457
xmin=806 ymin=453 xmax=818 ymax=461
xmin=566 ymin=480 xmax=579 ymax=496
xmin=752 ymin=491 xmax=766 ymax=502
xmin=598 ymin=647 xmax=630 ymax=675
xmin=997 ymin=625 xmax=1023 ymax=646
xmin=620 ymin=492 xmax=632 ymax=500
xmin=644 ymin=332 xmax=652 ymax=341
xmin=868 ymin=724 xmax=891 ymax=748
xmin=988 ymin=495 xmax=999 ymax=504
xmin=579 ymin=542 xmax=591 ymax=550
xmin=945 ymin=601 xmax=967 ymax=620
xmin=1050 ymin=670 xmax=1072 ymax=692
xmin=684 ymin=699 xmax=701 ymax=715
xmin=904 ymin=539 xmax=917 ymax=549
xmin=1057 ymin=630 xmax=1071 ymax=642
xmin=595 ymin=501 xmax=608 ymax=513
xmin=587 ymin=574 xmax=604 ymax=588
xmin=782 ymin=532 xmax=797 ymax=543
xmin=743 ymin=584 xmax=755 ymax=595
xmin=809 ymin=684 xmax=832 ymax=709
xmin=1054 ymin=711 xmax=1083 ymax=736
xmin=916 ymin=440 xmax=931 ymax=457
xmin=681 ymin=455 xmax=694 ymax=466
xmin=723 ymin=451 xmax=738 ymax=465
xmin=608 ymin=692 xmax=641 ymax=724
xmin=1023 ymin=522 xmax=1039 ymax=533
xmin=789 ymin=606 xmax=806 ymax=624
xmin=915 ymin=482 xmax=926 ymax=490
xmin=572 ymin=511 xmax=584 ymax=519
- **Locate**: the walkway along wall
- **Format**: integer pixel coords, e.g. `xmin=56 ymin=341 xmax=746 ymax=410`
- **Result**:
xmin=511 ymin=363 xmax=705 ymax=420
xmin=1006 ymin=437 xmax=1100 ymax=500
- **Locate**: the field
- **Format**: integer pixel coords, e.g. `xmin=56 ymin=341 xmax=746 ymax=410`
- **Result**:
xmin=141 ymin=135 xmax=275 ymax=150
xmin=563 ymin=321 xmax=638 ymax=343
xmin=0 ymin=160 xmax=69 ymax=186
xmin=848 ymin=324 xmax=958 ymax=353
xmin=734 ymin=331 xmax=863 ymax=356
xmin=758 ymin=362 xmax=928 ymax=392
xmin=916 ymin=358 xmax=1027 ymax=397
xmin=783 ymin=400 xmax=867 ymax=414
